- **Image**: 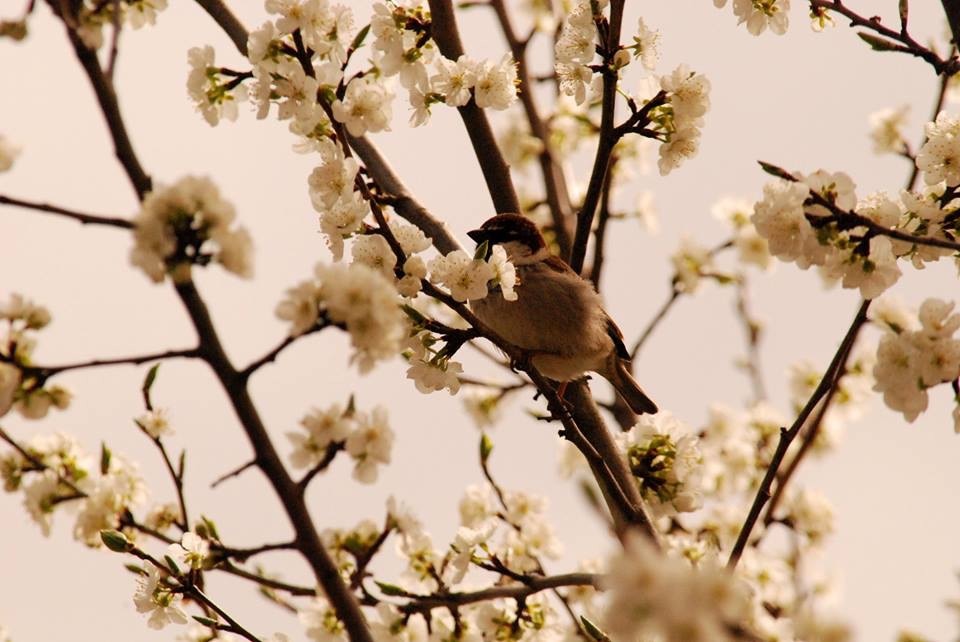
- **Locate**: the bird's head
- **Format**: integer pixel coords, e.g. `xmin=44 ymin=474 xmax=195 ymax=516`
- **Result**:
xmin=467 ymin=214 xmax=546 ymax=261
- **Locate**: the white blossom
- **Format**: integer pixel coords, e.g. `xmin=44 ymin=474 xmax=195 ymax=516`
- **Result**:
xmin=428 ymin=250 xmax=496 ymax=302
xmin=732 ymin=0 xmax=790 ymax=36
xmin=917 ymin=111 xmax=960 ymax=186
xmin=332 ymin=77 xmax=394 ymax=137
xmin=168 ymin=532 xmax=210 ymax=570
xmin=473 ymin=54 xmax=518 ymax=110
xmin=868 ymin=105 xmax=909 ymax=155
xmin=432 ymin=55 xmax=478 ymax=107
xmin=287 ymin=404 xmax=355 ymax=468
xmin=604 ymin=533 xmax=751 ymax=642
xmin=619 ymin=412 xmax=704 ymax=516
xmin=314 ymin=263 xmax=405 ymax=372
xmin=0 ymin=135 xmax=21 ymax=172
xmin=133 ymin=565 xmax=189 ymax=630
xmin=345 ymin=406 xmax=393 ymax=483
xmin=187 ymin=46 xmax=247 ymax=126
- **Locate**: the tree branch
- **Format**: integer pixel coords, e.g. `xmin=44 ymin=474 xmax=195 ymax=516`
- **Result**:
xmin=0 ymin=194 xmax=133 ymax=228
xmin=193 ymin=0 xmax=249 ymax=56
xmin=48 ymin=1 xmax=152 ymax=199
xmin=489 ymin=0 xmax=573 ymax=255
xmin=568 ymin=0 xmax=626 ymax=273
xmin=726 ymin=298 xmax=870 ymax=570
xmin=426 ymin=0 xmax=521 ymax=215
xmin=400 ymin=572 xmax=599 ymax=612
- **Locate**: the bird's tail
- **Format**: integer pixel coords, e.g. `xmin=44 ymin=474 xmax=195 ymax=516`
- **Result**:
xmin=605 ymin=358 xmax=658 ymax=415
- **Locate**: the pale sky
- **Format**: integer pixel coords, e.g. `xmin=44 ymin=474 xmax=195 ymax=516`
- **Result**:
xmin=1 ymin=1 xmax=959 ymax=641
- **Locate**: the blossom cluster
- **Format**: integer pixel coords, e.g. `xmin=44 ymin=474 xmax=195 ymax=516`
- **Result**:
xmin=753 ymin=161 xmax=960 ymax=300
xmin=286 ymin=401 xmax=394 ymax=483
xmin=0 ymin=294 xmax=70 ymax=420
xmin=275 ymin=261 xmax=406 ymax=372
xmin=130 ymin=176 xmax=253 ymax=283
xmin=0 ymin=433 xmax=146 ymax=545
xmin=872 ymin=298 xmax=960 ymax=423
xmin=648 ymin=65 xmax=712 ymax=175
xmin=188 ymin=0 xmax=519 ymax=140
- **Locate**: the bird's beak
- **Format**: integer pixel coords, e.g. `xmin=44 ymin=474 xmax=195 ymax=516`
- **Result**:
xmin=467 ymin=228 xmax=488 ymax=244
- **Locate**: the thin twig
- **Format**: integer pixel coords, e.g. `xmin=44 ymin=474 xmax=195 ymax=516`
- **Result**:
xmin=734 ymin=278 xmax=767 ymax=404
xmin=400 ymin=573 xmax=599 ymax=612
xmin=131 ymin=548 xmax=263 ymax=642
xmin=569 ymin=0 xmax=626 ymax=273
xmin=22 ymin=348 xmax=199 ymax=378
xmin=727 ymin=298 xmax=870 ymax=570
xmin=240 ymin=327 xmax=323 ymax=379
xmin=210 ymin=458 xmax=258 ymax=489
xmin=0 ymin=194 xmax=133 ymax=228
xmin=629 ymin=288 xmax=680 ymax=360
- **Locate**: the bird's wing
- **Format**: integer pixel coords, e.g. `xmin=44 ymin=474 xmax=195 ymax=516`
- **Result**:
xmin=605 ymin=315 xmax=631 ymax=361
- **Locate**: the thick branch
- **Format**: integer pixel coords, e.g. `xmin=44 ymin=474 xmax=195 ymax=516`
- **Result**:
xmin=0 ymin=194 xmax=132 ymax=228
xmin=489 ymin=0 xmax=573 ymax=255
xmin=175 ymin=280 xmax=374 ymax=642
xmin=194 ymin=0 xmax=249 ymax=56
xmin=943 ymin=0 xmax=960 ymax=48
xmin=49 ymin=3 xmax=152 ymax=199
xmin=427 ymin=0 xmax=521 ymax=215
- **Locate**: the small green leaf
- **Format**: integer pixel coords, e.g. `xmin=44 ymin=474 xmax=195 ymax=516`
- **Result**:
xmin=142 ymin=363 xmax=161 ymax=411
xmin=100 ymin=442 xmax=112 ymax=475
xmin=473 ymin=239 xmax=490 ymax=261
xmin=479 ymin=432 xmax=494 ymax=464
xmin=199 ymin=515 xmax=220 ymax=540
xmin=757 ymin=160 xmax=796 ymax=182
xmin=124 ymin=563 xmax=147 ymax=575
xmin=350 ymin=24 xmax=371 ymax=51
xmin=401 ymin=303 xmax=428 ymax=325
xmin=164 ymin=555 xmax=182 ymax=575
xmin=580 ymin=616 xmax=611 ymax=642
xmin=856 ymin=32 xmax=899 ymax=52
xmin=375 ymin=581 xmax=410 ymax=597
xmin=100 ymin=529 xmax=132 ymax=553
xmin=192 ymin=615 xmax=220 ymax=628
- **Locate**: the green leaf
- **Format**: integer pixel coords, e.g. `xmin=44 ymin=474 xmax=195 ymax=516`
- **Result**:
xmin=100 ymin=529 xmax=132 ymax=553
xmin=124 ymin=563 xmax=147 ymax=575
xmin=757 ymin=160 xmax=796 ymax=182
xmin=375 ymin=581 xmax=410 ymax=597
xmin=164 ymin=555 xmax=182 ymax=575
xmin=199 ymin=515 xmax=220 ymax=541
xmin=401 ymin=303 xmax=428 ymax=325
xmin=856 ymin=32 xmax=900 ymax=52
xmin=142 ymin=363 xmax=161 ymax=411
xmin=350 ymin=24 xmax=371 ymax=51
xmin=479 ymin=432 xmax=493 ymax=464
xmin=100 ymin=442 xmax=112 ymax=475
xmin=192 ymin=615 xmax=220 ymax=628
xmin=580 ymin=616 xmax=611 ymax=642
xmin=473 ymin=239 xmax=490 ymax=261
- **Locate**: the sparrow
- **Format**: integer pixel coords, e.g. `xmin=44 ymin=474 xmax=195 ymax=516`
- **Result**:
xmin=467 ymin=213 xmax=658 ymax=415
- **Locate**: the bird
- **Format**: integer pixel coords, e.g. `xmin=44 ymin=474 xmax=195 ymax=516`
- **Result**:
xmin=467 ymin=213 xmax=658 ymax=415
